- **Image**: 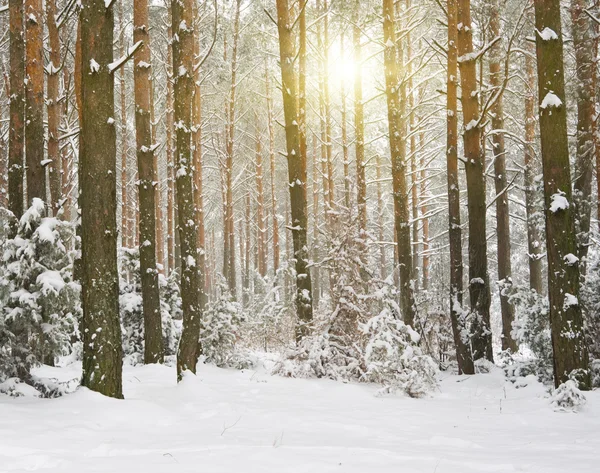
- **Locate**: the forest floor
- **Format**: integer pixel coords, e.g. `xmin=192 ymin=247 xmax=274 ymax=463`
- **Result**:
xmin=1 ymin=358 xmax=598 ymax=473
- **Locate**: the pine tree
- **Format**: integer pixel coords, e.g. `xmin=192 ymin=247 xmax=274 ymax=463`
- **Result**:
xmin=457 ymin=0 xmax=493 ymax=362
xmin=79 ymin=0 xmax=123 ymax=398
xmin=275 ymin=0 xmax=314 ymax=340
xmin=382 ymin=0 xmax=416 ymax=327
xmin=133 ymin=0 xmax=163 ymax=364
xmin=8 ymin=0 xmax=25 ymax=219
xmin=534 ymin=0 xmax=590 ymax=389
xmin=172 ymin=0 xmax=202 ymax=379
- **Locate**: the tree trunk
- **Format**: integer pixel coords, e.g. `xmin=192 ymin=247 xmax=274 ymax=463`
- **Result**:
xmin=524 ymin=33 xmax=544 ymax=294
xmin=419 ymin=129 xmax=430 ymax=290
xmin=79 ymin=0 xmax=123 ymax=399
xmin=447 ymin=0 xmax=474 ymax=374
xmin=534 ymin=0 xmax=590 ymax=389
xmin=382 ymin=0 xmax=416 ymax=327
xmin=457 ymin=0 xmax=493 ymax=362
xmin=46 ymin=0 xmax=62 ymax=215
xmin=134 ymin=0 xmax=163 ymax=364
xmin=119 ymin=2 xmax=129 ymax=248
xmin=340 ymin=32 xmax=350 ymax=211
xmin=8 ymin=0 xmax=25 ymax=218
xmin=25 ymin=0 xmax=45 ymax=205
xmin=489 ymin=0 xmax=517 ymax=352
xmin=150 ymin=68 xmax=164 ymax=275
xmin=172 ymin=0 xmax=202 ymax=379
xmin=275 ymin=0 xmax=314 ymax=340
xmin=265 ymin=62 xmax=280 ymax=275
xmin=354 ymin=0 xmax=367 ymax=234
xmin=192 ymin=4 xmax=206 ymax=303
xmin=571 ymin=0 xmax=596 ymax=270
xmin=223 ymin=0 xmax=241 ymax=296
xmin=166 ymin=23 xmax=175 ymax=274
xmin=256 ymin=124 xmax=267 ymax=278
xmin=376 ymin=154 xmax=387 ymax=278
xmin=311 ymin=133 xmax=321 ymax=307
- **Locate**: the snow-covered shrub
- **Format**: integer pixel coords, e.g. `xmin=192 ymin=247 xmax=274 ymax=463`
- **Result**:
xmin=273 ymin=216 xmax=437 ymax=397
xmin=0 ymin=199 xmax=80 ymax=382
xmin=244 ymin=282 xmax=294 ymax=353
xmin=508 ymin=285 xmax=553 ymax=383
xmin=362 ymin=288 xmax=438 ymax=398
xmin=200 ymin=277 xmax=246 ymax=367
xmin=550 ymin=380 xmax=587 ymax=412
xmin=118 ymin=248 xmax=179 ymax=364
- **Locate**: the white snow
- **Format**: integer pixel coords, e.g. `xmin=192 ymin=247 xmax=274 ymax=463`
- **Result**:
xmin=537 ymin=27 xmax=559 ymax=41
xmin=563 ymin=293 xmax=579 ymax=310
xmin=564 ymin=253 xmax=579 ymax=266
xmin=2 ymin=362 xmax=598 ymax=472
xmin=36 ymin=270 xmax=66 ymax=296
xmin=549 ymin=191 xmax=569 ymax=213
xmin=540 ymin=92 xmax=562 ymax=109
xmin=89 ymin=59 xmax=100 ymax=73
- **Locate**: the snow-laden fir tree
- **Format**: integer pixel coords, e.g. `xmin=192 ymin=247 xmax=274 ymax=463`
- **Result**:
xmin=0 ymin=199 xmax=80 ymax=384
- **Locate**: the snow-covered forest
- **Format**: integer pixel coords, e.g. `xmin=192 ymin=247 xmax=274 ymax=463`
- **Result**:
xmin=0 ymin=0 xmax=599 ymax=471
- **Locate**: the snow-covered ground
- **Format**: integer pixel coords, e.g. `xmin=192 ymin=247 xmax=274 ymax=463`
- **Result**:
xmin=1 ymin=361 xmax=598 ymax=473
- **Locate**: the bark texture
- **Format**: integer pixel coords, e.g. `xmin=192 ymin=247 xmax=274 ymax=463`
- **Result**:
xmin=275 ymin=0 xmax=314 ymax=339
xmin=447 ymin=0 xmax=473 ymax=374
xmin=382 ymin=0 xmax=416 ymax=327
xmin=8 ymin=0 xmax=25 ymax=218
xmin=79 ymin=0 xmax=123 ymax=399
xmin=489 ymin=0 xmax=517 ymax=352
xmin=457 ymin=0 xmax=493 ymax=362
xmin=172 ymin=0 xmax=202 ymax=379
xmin=25 ymin=0 xmax=45 ymax=205
xmin=134 ymin=0 xmax=163 ymax=364
xmin=534 ymin=0 xmax=590 ymax=389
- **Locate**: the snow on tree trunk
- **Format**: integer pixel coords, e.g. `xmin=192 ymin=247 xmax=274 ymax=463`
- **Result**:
xmin=133 ymin=0 xmax=164 ymax=364
xmin=534 ymin=0 xmax=590 ymax=390
xmin=382 ymin=0 xmax=416 ymax=327
xmin=457 ymin=0 xmax=493 ymax=362
xmin=275 ymin=0 xmax=314 ymax=340
xmin=79 ymin=0 xmax=123 ymax=399
xmin=172 ymin=0 xmax=202 ymax=380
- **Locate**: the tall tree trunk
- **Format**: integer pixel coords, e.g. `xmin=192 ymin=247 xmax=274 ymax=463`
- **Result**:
xmin=25 ymin=0 xmax=45 ymax=205
xmin=489 ymin=0 xmax=517 ymax=352
xmin=166 ymin=23 xmax=175 ymax=274
xmin=376 ymin=154 xmax=387 ymax=278
xmin=172 ymin=0 xmax=202 ymax=379
xmin=256 ymin=124 xmax=267 ymax=278
xmin=275 ymin=0 xmax=314 ymax=340
xmin=419 ymin=128 xmax=429 ymax=290
xmin=119 ymin=2 xmax=129 ymax=248
xmin=340 ymin=33 xmax=350 ymax=211
xmin=46 ymin=0 xmax=62 ymax=215
xmin=150 ymin=69 xmax=164 ymax=274
xmin=311 ymin=133 xmax=321 ymax=308
xmin=524 ymin=38 xmax=544 ymax=294
xmin=223 ymin=0 xmax=241 ymax=296
xmin=382 ymin=0 xmax=416 ymax=327
xmin=134 ymin=0 xmax=163 ymax=364
xmin=192 ymin=5 xmax=206 ymax=302
xmin=457 ymin=0 xmax=493 ymax=362
xmin=447 ymin=0 xmax=473 ymax=374
xmin=265 ymin=62 xmax=280 ymax=274
xmin=571 ymin=0 xmax=596 ymax=270
xmin=79 ymin=0 xmax=123 ymax=399
xmin=8 ymin=0 xmax=25 ymax=218
xmin=534 ymin=0 xmax=590 ymax=389
xmin=354 ymin=0 xmax=367 ymax=234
